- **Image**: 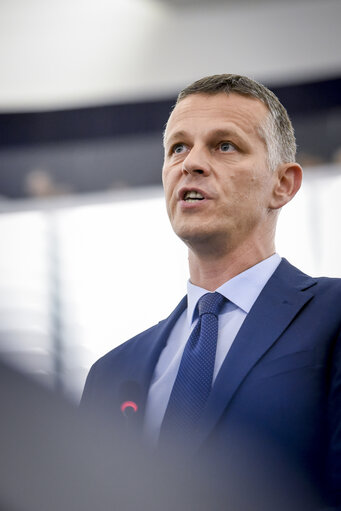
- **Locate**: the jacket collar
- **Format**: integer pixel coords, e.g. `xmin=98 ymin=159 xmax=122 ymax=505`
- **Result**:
xmin=117 ymin=296 xmax=187 ymax=426
xmin=192 ymin=258 xmax=317 ymax=449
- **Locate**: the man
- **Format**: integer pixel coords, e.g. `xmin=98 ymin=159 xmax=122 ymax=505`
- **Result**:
xmin=81 ymin=74 xmax=341 ymax=509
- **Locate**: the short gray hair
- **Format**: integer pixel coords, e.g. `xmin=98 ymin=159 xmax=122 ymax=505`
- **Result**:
xmin=175 ymin=74 xmax=297 ymax=172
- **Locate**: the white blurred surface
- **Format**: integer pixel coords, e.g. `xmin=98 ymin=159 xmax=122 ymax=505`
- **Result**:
xmin=276 ymin=166 xmax=341 ymax=278
xmin=0 ymin=0 xmax=340 ymax=111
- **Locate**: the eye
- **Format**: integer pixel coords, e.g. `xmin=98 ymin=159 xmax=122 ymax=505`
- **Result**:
xmin=219 ymin=142 xmax=236 ymax=152
xmin=172 ymin=143 xmax=187 ymax=154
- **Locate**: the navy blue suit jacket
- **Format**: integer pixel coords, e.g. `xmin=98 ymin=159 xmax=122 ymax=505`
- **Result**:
xmin=81 ymin=259 xmax=341 ymax=507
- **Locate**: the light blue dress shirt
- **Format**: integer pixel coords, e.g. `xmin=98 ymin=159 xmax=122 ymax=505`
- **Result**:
xmin=143 ymin=253 xmax=282 ymax=446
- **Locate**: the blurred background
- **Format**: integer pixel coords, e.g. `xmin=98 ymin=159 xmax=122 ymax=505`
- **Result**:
xmin=0 ymin=0 xmax=340 ymax=401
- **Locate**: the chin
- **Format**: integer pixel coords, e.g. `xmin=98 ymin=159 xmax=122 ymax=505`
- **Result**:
xmin=175 ymin=225 xmax=222 ymax=247
xmin=173 ymin=222 xmax=206 ymax=240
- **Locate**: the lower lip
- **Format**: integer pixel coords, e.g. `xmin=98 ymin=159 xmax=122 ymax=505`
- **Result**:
xmin=179 ymin=198 xmax=209 ymax=210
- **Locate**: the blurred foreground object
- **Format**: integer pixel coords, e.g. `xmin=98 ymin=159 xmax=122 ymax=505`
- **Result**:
xmin=0 ymin=357 xmax=327 ymax=511
xmin=0 ymin=358 xmax=153 ymax=511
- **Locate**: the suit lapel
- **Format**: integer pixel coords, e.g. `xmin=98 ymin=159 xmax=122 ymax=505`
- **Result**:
xmin=194 ymin=259 xmax=317 ymax=447
xmin=117 ymin=296 xmax=187 ymax=424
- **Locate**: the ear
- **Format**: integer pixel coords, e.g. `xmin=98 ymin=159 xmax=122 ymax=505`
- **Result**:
xmin=269 ymin=162 xmax=303 ymax=210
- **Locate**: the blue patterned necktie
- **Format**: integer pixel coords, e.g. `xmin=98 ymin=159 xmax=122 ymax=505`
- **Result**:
xmin=159 ymin=292 xmax=226 ymax=445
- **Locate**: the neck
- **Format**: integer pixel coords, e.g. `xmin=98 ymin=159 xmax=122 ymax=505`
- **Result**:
xmin=188 ymin=238 xmax=276 ymax=291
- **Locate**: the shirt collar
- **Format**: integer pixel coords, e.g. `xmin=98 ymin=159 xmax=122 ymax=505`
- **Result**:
xmin=186 ymin=253 xmax=282 ymax=326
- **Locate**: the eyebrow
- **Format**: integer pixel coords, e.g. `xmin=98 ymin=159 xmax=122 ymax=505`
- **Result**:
xmin=164 ymin=127 xmax=248 ymax=148
xmin=208 ymin=128 xmax=246 ymax=143
xmin=163 ymin=130 xmax=187 ymax=147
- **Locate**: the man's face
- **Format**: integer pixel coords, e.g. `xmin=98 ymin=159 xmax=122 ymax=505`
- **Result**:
xmin=162 ymin=92 xmax=279 ymax=252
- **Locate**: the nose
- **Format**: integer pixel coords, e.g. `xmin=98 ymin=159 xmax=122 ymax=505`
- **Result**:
xmin=182 ymin=146 xmax=211 ymax=176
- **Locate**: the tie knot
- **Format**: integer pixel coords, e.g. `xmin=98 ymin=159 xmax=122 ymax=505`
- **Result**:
xmin=198 ymin=292 xmax=225 ymax=317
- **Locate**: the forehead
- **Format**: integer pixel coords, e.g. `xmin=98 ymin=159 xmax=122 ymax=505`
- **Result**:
xmin=165 ymin=92 xmax=269 ymax=143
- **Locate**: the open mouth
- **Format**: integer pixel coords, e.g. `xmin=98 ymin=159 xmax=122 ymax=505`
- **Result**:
xmin=183 ymin=190 xmax=205 ymax=202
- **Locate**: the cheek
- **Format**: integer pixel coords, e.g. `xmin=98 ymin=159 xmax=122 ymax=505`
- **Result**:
xmin=163 ymin=164 xmax=178 ymax=189
xmin=162 ymin=169 xmax=175 ymax=208
xmin=162 ymin=166 xmax=170 ymax=191
xmin=161 ymin=164 xmax=167 ymax=186
xmin=224 ymin=174 xmax=267 ymax=211
xmin=227 ymin=172 xmax=255 ymax=198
